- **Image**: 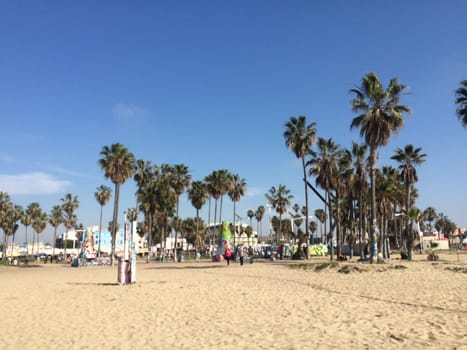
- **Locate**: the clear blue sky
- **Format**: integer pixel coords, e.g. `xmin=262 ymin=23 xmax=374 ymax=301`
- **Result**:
xmin=1 ymin=1 xmax=466 ymax=243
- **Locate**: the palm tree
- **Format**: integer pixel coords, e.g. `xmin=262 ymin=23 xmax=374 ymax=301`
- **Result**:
xmin=0 ymin=192 xmax=11 ymax=260
xmin=99 ymin=143 xmax=136 ymax=266
xmin=20 ymin=207 xmax=33 ymax=256
xmin=25 ymin=202 xmax=41 ymax=256
xmin=308 ymin=137 xmax=341 ymax=260
xmin=126 ymin=207 xmax=138 ymax=259
xmin=48 ymin=205 xmax=63 ymax=259
xmin=247 ymin=210 xmax=255 ymax=229
xmin=227 ymin=174 xmax=247 ymax=247
xmin=255 ymin=205 xmax=265 ymax=241
xmin=27 ymin=203 xmax=43 ymax=256
xmin=204 ymin=170 xmax=230 ymax=245
xmin=94 ymin=185 xmax=112 ymax=257
xmin=349 ymin=142 xmax=368 ymax=256
xmin=188 ymin=180 xmax=208 ymax=252
xmin=350 ymin=72 xmax=411 ymax=263
xmin=314 ymin=208 xmax=326 ymax=243
xmin=170 ymin=164 xmax=191 ymax=262
xmin=134 ymin=161 xmax=157 ymax=260
xmin=267 ymin=185 xmax=293 ymax=245
xmin=3 ymin=204 xmax=22 ymax=259
xmin=32 ymin=211 xmax=47 ymax=258
xmin=284 ymin=115 xmax=317 ymax=254
xmin=61 ymin=194 xmax=79 ymax=263
xmin=9 ymin=205 xmax=23 ymax=257
xmin=423 ymin=206 xmax=437 ymax=235
xmin=455 ymin=79 xmax=467 ymax=127
xmin=309 ymin=221 xmax=318 ymax=244
xmin=391 ymin=144 xmax=427 ymax=260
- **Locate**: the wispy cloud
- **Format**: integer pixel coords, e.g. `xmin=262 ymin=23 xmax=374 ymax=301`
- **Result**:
xmin=0 ymin=172 xmax=71 ymax=195
xmin=112 ymin=103 xmax=149 ymax=125
xmin=245 ymin=186 xmax=265 ymax=198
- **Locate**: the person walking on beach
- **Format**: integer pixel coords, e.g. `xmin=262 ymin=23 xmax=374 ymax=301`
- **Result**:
xmin=237 ymin=244 xmax=244 ymax=266
xmin=224 ymin=248 xmax=232 ymax=265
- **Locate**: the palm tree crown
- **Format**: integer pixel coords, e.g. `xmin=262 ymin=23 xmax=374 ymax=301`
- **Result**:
xmin=349 ymin=72 xmax=411 ymax=262
xmin=455 ymin=79 xmax=467 ymax=127
xmin=284 ymin=115 xmax=317 ymax=251
xmin=99 ymin=143 xmax=136 ymax=266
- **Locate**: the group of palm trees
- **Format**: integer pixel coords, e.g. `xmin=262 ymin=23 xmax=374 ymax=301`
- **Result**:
xmin=1 ymin=74 xmax=465 ymax=263
xmin=98 ymin=144 xmax=253 ymax=265
xmin=0 ymin=192 xmax=79 ymax=262
xmin=273 ymin=73 xmax=465 ymax=262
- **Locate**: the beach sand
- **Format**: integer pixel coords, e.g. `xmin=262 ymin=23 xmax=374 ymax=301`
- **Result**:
xmin=1 ymin=251 xmax=466 ymax=350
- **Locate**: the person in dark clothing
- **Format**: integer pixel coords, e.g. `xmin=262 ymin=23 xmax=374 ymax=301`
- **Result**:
xmin=224 ymin=248 xmax=232 ymax=265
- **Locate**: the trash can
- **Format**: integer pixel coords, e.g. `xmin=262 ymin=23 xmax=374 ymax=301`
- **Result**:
xmin=118 ymin=258 xmax=130 ymax=284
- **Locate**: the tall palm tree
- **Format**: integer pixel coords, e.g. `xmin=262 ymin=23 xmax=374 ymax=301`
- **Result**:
xmin=227 ymin=173 xmax=247 ymax=247
xmin=423 ymin=206 xmax=437 ymax=235
xmin=25 ymin=202 xmax=41 ymax=256
xmin=350 ymin=72 xmax=411 ymax=263
xmin=204 ymin=170 xmax=230 ymax=245
xmin=9 ymin=205 xmax=23 ymax=256
xmin=134 ymin=161 xmax=157 ymax=260
xmin=32 ymin=211 xmax=47 ymax=258
xmin=284 ymin=115 xmax=317 ymax=253
xmin=4 ymin=204 xmax=22 ymax=259
xmin=94 ymin=185 xmax=112 ymax=257
xmin=20 ymin=208 xmax=32 ymax=256
xmin=170 ymin=164 xmax=191 ymax=262
xmin=314 ymin=208 xmax=326 ymax=243
xmin=217 ymin=170 xmax=231 ymax=227
xmin=247 ymin=210 xmax=255 ymax=228
xmin=349 ymin=142 xmax=368 ymax=257
xmin=1 ymin=203 xmax=21 ymax=259
xmin=99 ymin=143 xmax=136 ymax=266
xmin=391 ymin=144 xmax=427 ymax=260
xmin=255 ymin=205 xmax=265 ymax=241
xmin=0 ymin=192 xmax=11 ymax=260
xmin=267 ymin=185 xmax=293 ymax=245
xmin=308 ymin=137 xmax=341 ymax=260
xmin=126 ymin=207 xmax=138 ymax=259
xmin=61 ymin=194 xmax=79 ymax=263
xmin=48 ymin=205 xmax=63 ymax=258
xmin=188 ymin=180 xmax=208 ymax=252
xmin=455 ymin=79 xmax=467 ymax=127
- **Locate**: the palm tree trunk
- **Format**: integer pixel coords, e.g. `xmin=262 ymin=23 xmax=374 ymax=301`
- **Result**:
xmin=213 ymin=199 xmax=218 ymax=253
xmin=405 ymin=183 xmax=412 ymax=260
xmin=110 ymin=183 xmax=120 ymax=266
xmin=63 ymin=229 xmax=67 ymax=263
xmin=173 ymin=197 xmax=180 ymax=263
xmin=25 ymin=226 xmax=29 ymax=256
xmin=98 ymin=205 xmax=103 ymax=258
xmin=336 ymin=190 xmax=341 ymax=259
xmin=359 ymin=192 xmax=364 ymax=259
xmin=32 ymin=230 xmax=36 ymax=256
xmin=369 ymin=147 xmax=378 ymax=263
xmin=233 ymin=202 xmax=236 ymax=248
xmin=326 ymin=191 xmax=333 ymax=261
xmin=52 ymin=227 xmax=57 ymax=259
xmin=147 ymin=214 xmax=153 ymax=263
xmin=302 ymin=157 xmax=310 ymax=259
xmin=195 ymin=209 xmax=199 ymax=253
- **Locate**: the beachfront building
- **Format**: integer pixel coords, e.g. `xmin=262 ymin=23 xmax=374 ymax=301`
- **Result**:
xmin=206 ymin=222 xmax=258 ymax=247
xmin=54 ymin=226 xmax=147 ymax=256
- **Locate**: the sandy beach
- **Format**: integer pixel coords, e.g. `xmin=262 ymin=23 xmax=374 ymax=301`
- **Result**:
xmin=1 ymin=251 xmax=466 ymax=350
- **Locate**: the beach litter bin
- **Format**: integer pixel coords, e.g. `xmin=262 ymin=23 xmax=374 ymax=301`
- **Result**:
xmin=118 ymin=257 xmax=130 ymax=284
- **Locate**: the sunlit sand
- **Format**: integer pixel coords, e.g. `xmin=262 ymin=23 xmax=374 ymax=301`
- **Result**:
xmin=1 ymin=251 xmax=466 ymax=350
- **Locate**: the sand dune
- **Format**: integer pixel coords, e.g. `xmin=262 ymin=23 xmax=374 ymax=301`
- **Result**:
xmin=1 ymin=251 xmax=466 ymax=350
